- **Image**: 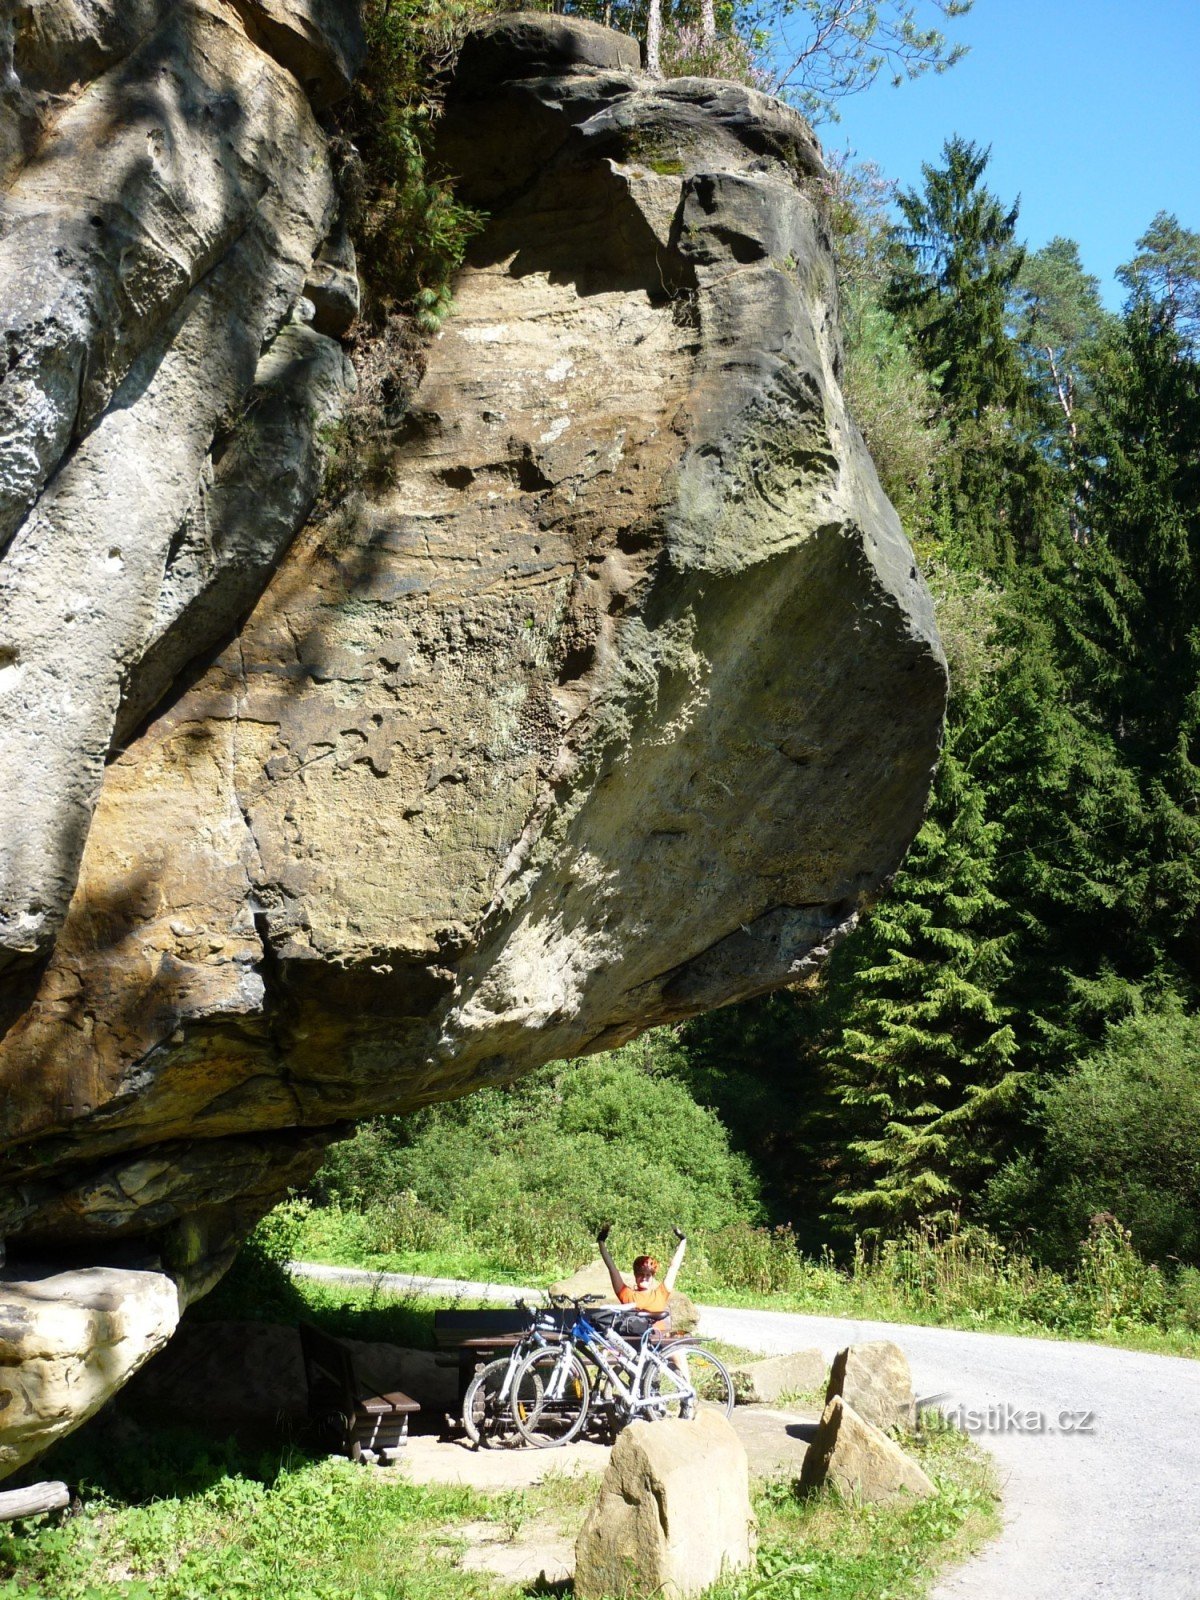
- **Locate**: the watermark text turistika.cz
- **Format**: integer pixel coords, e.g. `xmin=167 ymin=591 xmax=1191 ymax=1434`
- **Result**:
xmin=918 ymin=1394 xmax=1097 ymax=1435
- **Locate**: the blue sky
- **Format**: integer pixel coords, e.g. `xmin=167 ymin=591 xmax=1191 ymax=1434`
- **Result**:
xmin=817 ymin=0 xmax=1200 ymax=306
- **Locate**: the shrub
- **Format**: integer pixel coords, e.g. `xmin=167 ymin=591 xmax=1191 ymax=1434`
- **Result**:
xmin=703 ymin=1221 xmax=806 ymax=1294
xmin=659 ymin=25 xmax=771 ymax=91
xmin=309 ymin=1032 xmax=764 ymax=1276
xmin=990 ymin=999 xmax=1200 ymax=1265
xmin=339 ymin=0 xmax=488 ymax=317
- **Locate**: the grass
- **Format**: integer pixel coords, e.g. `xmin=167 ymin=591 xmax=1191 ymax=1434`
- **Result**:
xmin=0 ymin=1433 xmax=508 ymax=1600
xmin=731 ymin=1427 xmax=1000 ymax=1600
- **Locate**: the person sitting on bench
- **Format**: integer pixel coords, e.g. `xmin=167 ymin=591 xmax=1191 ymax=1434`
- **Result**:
xmin=596 ymin=1222 xmax=686 ymax=1330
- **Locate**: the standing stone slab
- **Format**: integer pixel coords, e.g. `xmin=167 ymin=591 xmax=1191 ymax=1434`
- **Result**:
xmin=799 ymin=1395 xmax=934 ymax=1504
xmin=575 ymin=1412 xmax=755 ymax=1599
xmin=825 ymin=1341 xmax=916 ymax=1432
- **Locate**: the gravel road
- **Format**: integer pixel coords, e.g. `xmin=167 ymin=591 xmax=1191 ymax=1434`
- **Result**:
xmin=290 ymin=1262 xmax=1200 ymax=1599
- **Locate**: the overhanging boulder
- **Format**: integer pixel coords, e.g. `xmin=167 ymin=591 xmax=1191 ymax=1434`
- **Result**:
xmin=0 ymin=9 xmax=946 ymax=1471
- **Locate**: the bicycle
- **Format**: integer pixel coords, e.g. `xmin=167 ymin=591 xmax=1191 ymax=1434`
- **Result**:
xmin=460 ymin=1300 xmax=568 ymax=1447
xmin=510 ymin=1297 xmax=734 ymax=1447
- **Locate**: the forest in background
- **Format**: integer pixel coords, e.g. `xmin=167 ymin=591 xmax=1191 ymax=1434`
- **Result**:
xmin=290 ymin=0 xmax=1200 ymax=1343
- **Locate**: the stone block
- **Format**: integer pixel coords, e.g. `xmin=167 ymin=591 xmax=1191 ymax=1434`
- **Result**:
xmin=729 ymin=1348 xmax=826 ymax=1404
xmin=575 ymin=1411 xmax=755 ymax=1599
xmin=799 ymin=1395 xmax=934 ymax=1504
xmin=825 ymin=1341 xmax=916 ymax=1432
xmin=0 ymin=1265 xmax=180 ymax=1480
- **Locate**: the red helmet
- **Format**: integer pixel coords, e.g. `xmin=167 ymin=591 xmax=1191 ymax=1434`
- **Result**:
xmin=633 ymin=1255 xmax=659 ymax=1279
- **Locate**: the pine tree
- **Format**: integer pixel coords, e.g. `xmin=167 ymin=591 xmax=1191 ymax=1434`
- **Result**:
xmin=885 ymin=137 xmax=1058 ymax=570
xmin=821 ymin=700 xmax=1020 ymax=1233
xmin=1065 ymin=300 xmax=1200 ymax=978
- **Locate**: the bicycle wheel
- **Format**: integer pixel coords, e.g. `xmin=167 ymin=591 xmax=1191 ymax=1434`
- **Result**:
xmin=512 ymin=1346 xmax=591 ymax=1447
xmin=639 ymin=1345 xmax=735 ymax=1421
xmin=462 ymin=1357 xmax=518 ymax=1448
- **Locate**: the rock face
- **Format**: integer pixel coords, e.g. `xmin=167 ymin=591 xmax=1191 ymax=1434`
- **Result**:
xmin=0 ymin=1264 xmax=180 ymax=1477
xmin=0 ymin=8 xmax=946 ymax=1469
xmin=575 ymin=1411 xmax=755 ymax=1599
xmin=800 ymin=1394 xmax=934 ymax=1504
xmin=825 ymin=1341 xmax=917 ymax=1432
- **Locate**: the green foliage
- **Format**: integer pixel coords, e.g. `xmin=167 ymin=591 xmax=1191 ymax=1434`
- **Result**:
xmin=841 ymin=281 xmax=946 ymax=529
xmin=311 ymin=1033 xmax=762 ymax=1277
xmin=659 ymin=22 xmax=770 ymax=88
xmin=1117 ymin=210 xmax=1200 ymax=351
xmin=702 ymin=1222 xmax=808 ymax=1293
xmin=821 ymin=701 xmax=1020 ymax=1235
xmin=988 ymin=1001 xmax=1200 ymax=1265
xmin=887 ymin=135 xmax=1026 ymax=422
xmin=0 ymin=1429 xmax=506 ymax=1600
xmin=1062 ymin=303 xmax=1200 ymax=975
xmin=1011 ymin=236 xmax=1111 ymax=472
xmin=886 ymin=136 xmax=1061 ymax=569
xmin=341 ymin=0 xmax=486 ymax=316
xmin=710 ymin=1424 xmax=998 ymax=1600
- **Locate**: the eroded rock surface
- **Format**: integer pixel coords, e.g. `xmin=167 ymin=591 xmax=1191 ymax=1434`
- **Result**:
xmin=799 ymin=1394 xmax=935 ymax=1503
xmin=0 ymin=1264 xmax=180 ymax=1478
xmin=0 ymin=9 xmax=946 ymax=1468
xmin=576 ymin=1410 xmax=756 ymax=1599
xmin=826 ymin=1340 xmax=917 ymax=1432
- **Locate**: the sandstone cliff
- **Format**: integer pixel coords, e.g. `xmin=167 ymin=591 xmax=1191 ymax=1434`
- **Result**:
xmin=0 ymin=7 xmax=946 ymax=1472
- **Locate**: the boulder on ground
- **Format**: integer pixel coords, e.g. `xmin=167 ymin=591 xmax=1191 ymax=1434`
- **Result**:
xmin=729 ymin=1349 xmax=826 ymax=1405
xmin=548 ymin=1260 xmax=619 ymax=1303
xmin=825 ymin=1341 xmax=916 ymax=1432
xmin=800 ymin=1395 xmax=934 ymax=1504
xmin=0 ymin=1265 xmax=180 ymax=1477
xmin=575 ymin=1411 xmax=755 ymax=1599
xmin=549 ymin=1260 xmax=698 ymax=1333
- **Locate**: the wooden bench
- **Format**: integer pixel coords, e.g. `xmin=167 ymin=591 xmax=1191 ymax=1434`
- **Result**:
xmin=299 ymin=1321 xmax=421 ymax=1463
xmin=432 ymin=1306 xmax=574 ymax=1405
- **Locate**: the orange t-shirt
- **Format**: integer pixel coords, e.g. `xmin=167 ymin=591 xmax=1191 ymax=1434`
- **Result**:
xmin=618 ymin=1282 xmax=671 ymax=1318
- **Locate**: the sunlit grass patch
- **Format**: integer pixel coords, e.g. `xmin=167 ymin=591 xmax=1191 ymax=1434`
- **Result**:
xmin=713 ymin=1427 xmax=1000 ymax=1600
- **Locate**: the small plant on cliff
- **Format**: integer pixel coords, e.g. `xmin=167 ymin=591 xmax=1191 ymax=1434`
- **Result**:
xmin=339 ymin=0 xmax=487 ymax=322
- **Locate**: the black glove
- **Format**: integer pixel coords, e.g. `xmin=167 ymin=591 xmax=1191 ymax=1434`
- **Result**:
xmin=597 ymin=1223 xmax=612 ymax=1246
xmin=673 ymin=1226 xmax=686 ymax=1242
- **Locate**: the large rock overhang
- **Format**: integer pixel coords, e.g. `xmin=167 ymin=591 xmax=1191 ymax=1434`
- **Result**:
xmin=0 ymin=9 xmax=946 ymax=1473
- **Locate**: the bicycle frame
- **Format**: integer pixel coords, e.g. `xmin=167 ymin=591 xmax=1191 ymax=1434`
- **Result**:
xmin=555 ymin=1308 xmax=702 ymax=1422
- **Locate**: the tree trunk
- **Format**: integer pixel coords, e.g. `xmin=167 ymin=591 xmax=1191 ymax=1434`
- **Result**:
xmin=700 ymin=0 xmax=716 ymax=44
xmin=0 ymin=1483 xmax=70 ymax=1522
xmin=646 ymin=0 xmax=663 ymax=77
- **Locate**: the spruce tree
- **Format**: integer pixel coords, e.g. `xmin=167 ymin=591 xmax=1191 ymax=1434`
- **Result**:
xmin=886 ymin=137 xmax=1057 ymax=569
xmin=821 ymin=698 xmax=1019 ymax=1234
xmin=1066 ymin=299 xmax=1200 ymax=979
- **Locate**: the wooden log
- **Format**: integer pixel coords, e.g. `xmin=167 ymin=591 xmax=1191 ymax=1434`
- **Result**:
xmin=0 ymin=1482 xmax=70 ymax=1522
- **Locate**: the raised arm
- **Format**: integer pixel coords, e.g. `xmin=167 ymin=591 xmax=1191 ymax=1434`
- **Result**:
xmin=597 ymin=1223 xmax=625 ymax=1298
xmin=663 ymin=1226 xmax=687 ymax=1292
